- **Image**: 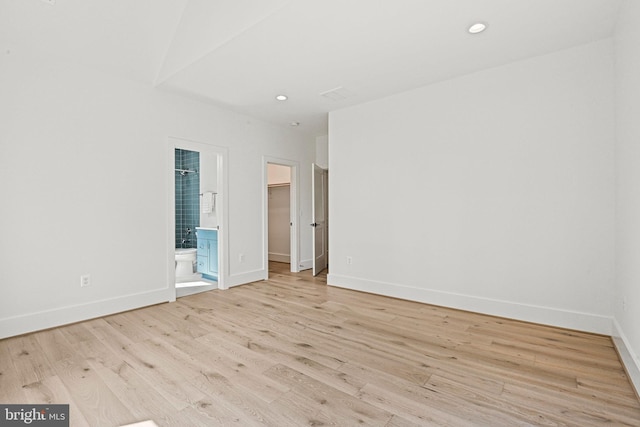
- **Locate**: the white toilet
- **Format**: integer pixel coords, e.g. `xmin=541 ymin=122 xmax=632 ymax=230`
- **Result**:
xmin=175 ymin=248 xmax=197 ymax=278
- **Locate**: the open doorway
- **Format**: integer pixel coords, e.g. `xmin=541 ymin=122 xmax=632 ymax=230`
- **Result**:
xmin=268 ymin=164 xmax=291 ymax=266
xmin=264 ymin=157 xmax=300 ymax=277
xmin=312 ymin=164 xmax=329 ymax=276
xmin=168 ymin=138 xmax=228 ymax=299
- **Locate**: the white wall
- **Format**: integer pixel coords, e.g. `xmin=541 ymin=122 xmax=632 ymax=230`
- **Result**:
xmin=199 ymin=151 xmax=218 ymax=229
xmin=0 ymin=53 xmax=315 ymax=338
xmin=614 ymin=0 xmax=640 ymax=379
xmin=328 ymin=39 xmax=615 ymax=334
xmin=315 ymin=135 xmax=328 ymax=169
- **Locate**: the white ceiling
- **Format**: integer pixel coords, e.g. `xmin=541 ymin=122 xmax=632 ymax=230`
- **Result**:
xmin=2 ymin=0 xmax=622 ymax=136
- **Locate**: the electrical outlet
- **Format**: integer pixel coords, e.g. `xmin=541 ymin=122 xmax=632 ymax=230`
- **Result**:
xmin=239 ymin=253 xmax=245 ymax=263
xmin=346 ymin=256 xmax=352 ymax=265
xmin=80 ymin=274 xmax=91 ymax=287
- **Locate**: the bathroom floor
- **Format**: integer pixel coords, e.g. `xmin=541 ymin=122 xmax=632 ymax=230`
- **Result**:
xmin=176 ymin=280 xmax=217 ymax=298
xmin=175 ymin=281 xmax=212 ymax=289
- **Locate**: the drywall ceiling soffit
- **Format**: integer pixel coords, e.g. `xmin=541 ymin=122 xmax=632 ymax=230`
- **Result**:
xmin=2 ymin=0 xmax=622 ymax=136
xmin=157 ymin=0 xmax=621 ymax=136
xmin=0 ymin=0 xmax=188 ymax=83
xmin=155 ymin=0 xmax=291 ymax=84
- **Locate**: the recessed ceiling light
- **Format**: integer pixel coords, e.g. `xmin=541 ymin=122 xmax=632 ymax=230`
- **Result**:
xmin=275 ymin=95 xmax=288 ymax=101
xmin=290 ymin=122 xmax=300 ymax=127
xmin=468 ymin=22 xmax=487 ymax=34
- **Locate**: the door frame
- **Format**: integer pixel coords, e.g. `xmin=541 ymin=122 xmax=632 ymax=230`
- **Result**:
xmin=168 ymin=137 xmax=229 ymax=299
xmin=263 ymin=156 xmax=300 ymax=275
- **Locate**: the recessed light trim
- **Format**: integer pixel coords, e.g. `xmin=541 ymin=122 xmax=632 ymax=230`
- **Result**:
xmin=468 ymin=22 xmax=487 ymax=34
xmin=275 ymin=94 xmax=288 ymax=101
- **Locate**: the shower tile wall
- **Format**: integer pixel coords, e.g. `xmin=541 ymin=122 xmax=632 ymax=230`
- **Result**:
xmin=175 ymin=149 xmax=199 ymax=248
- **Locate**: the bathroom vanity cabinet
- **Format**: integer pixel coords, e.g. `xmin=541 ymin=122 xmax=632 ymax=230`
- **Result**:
xmin=196 ymin=228 xmax=218 ymax=281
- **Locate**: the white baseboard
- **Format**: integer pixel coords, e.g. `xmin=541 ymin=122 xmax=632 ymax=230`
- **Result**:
xmin=0 ymin=288 xmax=172 ymax=339
xmin=268 ymin=252 xmax=290 ymax=263
xmin=612 ymin=318 xmax=640 ymax=398
xmin=226 ymin=268 xmax=267 ymax=289
xmin=327 ymin=274 xmax=612 ymax=335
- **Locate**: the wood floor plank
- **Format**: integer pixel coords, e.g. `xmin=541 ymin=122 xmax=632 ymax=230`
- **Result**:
xmin=116 ymin=340 xmax=209 ymax=411
xmin=577 ymin=375 xmax=640 ymax=405
xmin=20 ymin=375 xmax=92 ymax=427
xmin=102 ymin=311 xmax=155 ymax=344
xmin=53 ymin=356 xmax=135 ymax=427
xmin=263 ymin=363 xmax=394 ymax=426
xmin=230 ymin=371 xmax=291 ymax=404
xmin=356 ymin=381 xmax=476 ymax=426
xmin=384 ymin=414 xmax=429 ymax=427
xmin=0 ymin=262 xmax=638 ymax=426
xmin=0 ymin=339 xmax=26 ymax=403
xmin=5 ymin=334 xmax=55 ymax=386
xmin=423 ymin=373 xmax=567 ymax=426
xmin=502 ymin=382 xmax=640 ymax=426
xmin=190 ymin=367 xmax=298 ymax=426
xmin=89 ymin=359 xmax=193 ymax=427
xmin=33 ymin=329 xmax=76 ymax=364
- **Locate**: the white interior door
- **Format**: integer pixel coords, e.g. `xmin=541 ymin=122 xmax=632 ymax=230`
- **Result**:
xmin=312 ymin=164 xmax=328 ymax=276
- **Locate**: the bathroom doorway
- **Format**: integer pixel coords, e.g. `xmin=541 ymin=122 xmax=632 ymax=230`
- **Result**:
xmin=264 ymin=157 xmax=300 ymax=276
xmin=168 ymin=138 xmax=228 ymax=299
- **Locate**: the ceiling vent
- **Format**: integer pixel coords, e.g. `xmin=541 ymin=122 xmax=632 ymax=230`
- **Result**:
xmin=320 ymin=86 xmax=354 ymax=102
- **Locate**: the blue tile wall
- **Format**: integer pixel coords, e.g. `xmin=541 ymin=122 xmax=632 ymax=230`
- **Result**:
xmin=175 ymin=149 xmax=200 ymax=248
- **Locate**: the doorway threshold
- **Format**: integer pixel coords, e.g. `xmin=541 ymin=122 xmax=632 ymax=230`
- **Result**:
xmin=176 ymin=281 xmax=214 ymax=289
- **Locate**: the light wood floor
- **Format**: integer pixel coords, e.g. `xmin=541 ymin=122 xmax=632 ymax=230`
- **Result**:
xmin=1 ymin=262 xmax=639 ymax=426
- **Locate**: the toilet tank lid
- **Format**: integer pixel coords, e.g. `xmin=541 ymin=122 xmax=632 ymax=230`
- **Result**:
xmin=175 ymin=248 xmax=197 ymax=254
